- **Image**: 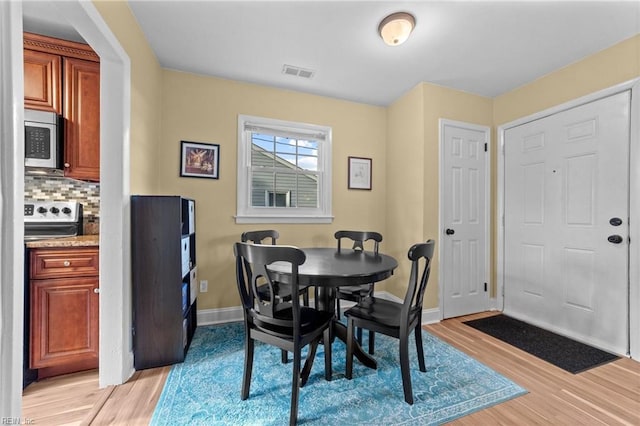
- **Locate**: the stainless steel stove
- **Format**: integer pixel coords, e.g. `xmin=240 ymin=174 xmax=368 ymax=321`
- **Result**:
xmin=24 ymin=200 xmax=83 ymax=241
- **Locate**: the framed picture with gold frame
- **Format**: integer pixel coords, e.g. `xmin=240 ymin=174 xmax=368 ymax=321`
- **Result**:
xmin=180 ymin=140 xmax=220 ymax=179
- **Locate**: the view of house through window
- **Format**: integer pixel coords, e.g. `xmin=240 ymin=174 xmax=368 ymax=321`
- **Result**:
xmin=266 ymin=191 xmax=291 ymax=207
xmin=236 ymin=115 xmax=332 ymax=223
xmin=251 ymin=133 xmax=318 ymax=208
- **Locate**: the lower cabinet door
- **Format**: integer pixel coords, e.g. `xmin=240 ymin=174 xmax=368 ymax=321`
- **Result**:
xmin=30 ymin=277 xmax=99 ymax=369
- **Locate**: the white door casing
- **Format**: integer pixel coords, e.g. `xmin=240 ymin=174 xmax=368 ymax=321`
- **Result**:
xmin=503 ymin=91 xmax=630 ymax=355
xmin=439 ymin=120 xmax=490 ymax=319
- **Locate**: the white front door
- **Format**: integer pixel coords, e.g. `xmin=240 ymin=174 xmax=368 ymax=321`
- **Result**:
xmin=504 ymin=91 xmax=630 ymax=355
xmin=440 ymin=120 xmax=490 ymax=318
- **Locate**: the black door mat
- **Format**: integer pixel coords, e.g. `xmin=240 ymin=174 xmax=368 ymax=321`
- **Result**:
xmin=463 ymin=314 xmax=619 ymax=374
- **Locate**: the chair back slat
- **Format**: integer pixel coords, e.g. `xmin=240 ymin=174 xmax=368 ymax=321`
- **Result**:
xmin=241 ymin=229 xmax=279 ymax=245
xmin=335 ymin=230 xmax=382 ymax=255
xmin=234 ymin=242 xmax=306 ymax=334
xmin=401 ymin=240 xmax=436 ymax=320
xmin=241 ymin=230 xmax=280 ymax=301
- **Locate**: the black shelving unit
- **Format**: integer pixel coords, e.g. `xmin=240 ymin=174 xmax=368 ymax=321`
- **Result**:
xmin=131 ymin=195 xmax=197 ymax=370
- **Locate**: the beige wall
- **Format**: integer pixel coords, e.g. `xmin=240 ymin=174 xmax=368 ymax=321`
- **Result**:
xmin=385 ymin=85 xmax=426 ymax=297
xmin=386 ymin=84 xmax=493 ymax=308
xmin=494 ymin=34 xmax=640 ymax=125
xmin=93 ymin=0 xmax=163 ymax=194
xmin=93 ymin=3 xmax=640 ymax=314
xmin=159 ymin=71 xmax=387 ymax=309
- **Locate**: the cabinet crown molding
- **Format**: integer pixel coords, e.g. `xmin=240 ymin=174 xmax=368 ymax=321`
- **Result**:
xmin=24 ymin=32 xmax=99 ymax=62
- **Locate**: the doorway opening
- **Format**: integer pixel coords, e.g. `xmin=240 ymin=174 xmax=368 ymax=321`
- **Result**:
xmin=1 ymin=0 xmax=132 ymax=416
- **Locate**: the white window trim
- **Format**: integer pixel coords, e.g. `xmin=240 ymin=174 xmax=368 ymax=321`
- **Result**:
xmin=236 ymin=114 xmax=333 ymax=224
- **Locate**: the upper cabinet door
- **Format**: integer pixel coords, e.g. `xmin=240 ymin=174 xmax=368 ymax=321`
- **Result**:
xmin=24 ymin=49 xmax=62 ymax=114
xmin=64 ymin=57 xmax=100 ymax=182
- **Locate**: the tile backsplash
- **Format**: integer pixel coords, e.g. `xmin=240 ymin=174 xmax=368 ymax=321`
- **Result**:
xmin=25 ymin=176 xmax=100 ymax=234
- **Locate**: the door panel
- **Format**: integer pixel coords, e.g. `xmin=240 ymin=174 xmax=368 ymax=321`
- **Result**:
xmin=504 ymin=91 xmax=630 ymax=354
xmin=441 ymin=121 xmax=489 ymax=318
xmin=64 ymin=57 xmax=100 ymax=181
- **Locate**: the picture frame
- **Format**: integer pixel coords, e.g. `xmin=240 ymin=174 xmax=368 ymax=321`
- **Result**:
xmin=348 ymin=156 xmax=372 ymax=190
xmin=180 ymin=140 xmax=220 ymax=179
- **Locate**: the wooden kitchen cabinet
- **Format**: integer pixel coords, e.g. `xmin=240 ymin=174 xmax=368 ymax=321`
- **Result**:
xmin=23 ymin=32 xmax=100 ymax=182
xmin=63 ymin=58 xmax=100 ymax=181
xmin=23 ymin=49 xmax=61 ymax=113
xmin=29 ymin=247 xmax=99 ymax=379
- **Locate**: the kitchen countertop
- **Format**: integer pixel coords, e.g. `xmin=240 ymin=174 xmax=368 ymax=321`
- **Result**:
xmin=25 ymin=234 xmax=99 ymax=248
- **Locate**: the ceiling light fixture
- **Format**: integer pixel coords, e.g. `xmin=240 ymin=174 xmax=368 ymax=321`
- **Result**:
xmin=378 ymin=12 xmax=415 ymax=46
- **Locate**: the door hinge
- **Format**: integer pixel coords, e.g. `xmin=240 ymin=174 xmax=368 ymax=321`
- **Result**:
xmin=484 ymin=282 xmax=488 ymax=292
xmin=484 ymin=142 xmax=488 ymax=152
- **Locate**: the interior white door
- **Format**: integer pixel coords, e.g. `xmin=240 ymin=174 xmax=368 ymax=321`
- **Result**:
xmin=504 ymin=91 xmax=630 ymax=355
xmin=441 ymin=120 xmax=489 ymax=318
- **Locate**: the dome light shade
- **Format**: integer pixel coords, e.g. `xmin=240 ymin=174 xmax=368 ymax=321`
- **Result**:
xmin=378 ymin=12 xmax=415 ymax=46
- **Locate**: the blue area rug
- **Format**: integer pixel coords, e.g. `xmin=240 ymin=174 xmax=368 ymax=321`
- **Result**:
xmin=151 ymin=322 xmax=526 ymax=425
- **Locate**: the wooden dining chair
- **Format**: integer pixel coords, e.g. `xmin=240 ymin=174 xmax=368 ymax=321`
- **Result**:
xmin=234 ymin=242 xmax=332 ymax=426
xmin=334 ymin=230 xmax=383 ymax=354
xmin=344 ymin=239 xmax=436 ymax=405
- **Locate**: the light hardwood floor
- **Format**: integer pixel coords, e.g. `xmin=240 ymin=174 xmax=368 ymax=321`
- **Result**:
xmin=22 ymin=312 xmax=640 ymax=425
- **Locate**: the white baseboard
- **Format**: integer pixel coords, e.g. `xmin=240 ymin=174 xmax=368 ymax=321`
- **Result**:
xmin=197 ymin=291 xmax=442 ymax=326
xmin=197 ymin=306 xmax=243 ymax=325
xmin=489 ymin=297 xmax=499 ymax=311
xmin=421 ymin=308 xmax=441 ymax=324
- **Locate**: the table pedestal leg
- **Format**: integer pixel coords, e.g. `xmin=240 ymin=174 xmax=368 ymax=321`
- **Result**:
xmin=316 ymin=286 xmax=377 ymax=370
xmin=333 ymin=321 xmax=376 ymax=369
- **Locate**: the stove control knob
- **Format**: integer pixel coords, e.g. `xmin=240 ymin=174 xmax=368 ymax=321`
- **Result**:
xmin=50 ymin=207 xmax=60 ymax=214
xmin=37 ymin=207 xmax=47 ymax=214
xmin=62 ymin=207 xmax=72 ymax=214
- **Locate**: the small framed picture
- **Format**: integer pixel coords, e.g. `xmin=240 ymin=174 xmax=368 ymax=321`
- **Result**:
xmin=348 ymin=156 xmax=372 ymax=190
xmin=180 ymin=141 xmax=220 ymax=179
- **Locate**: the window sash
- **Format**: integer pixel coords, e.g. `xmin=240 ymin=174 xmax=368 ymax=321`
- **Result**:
xmin=236 ymin=114 xmax=333 ymax=224
xmin=244 ymin=123 xmax=326 ymax=141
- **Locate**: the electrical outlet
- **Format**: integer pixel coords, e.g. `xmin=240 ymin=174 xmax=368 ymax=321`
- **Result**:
xmin=199 ymin=280 xmax=208 ymax=293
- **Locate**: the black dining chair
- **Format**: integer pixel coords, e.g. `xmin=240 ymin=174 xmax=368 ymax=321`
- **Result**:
xmin=241 ymin=230 xmax=311 ymax=364
xmin=334 ymin=230 xmax=383 ymax=354
xmin=241 ymin=230 xmax=310 ymax=305
xmin=234 ymin=242 xmax=333 ymax=426
xmin=344 ymin=239 xmax=436 ymax=405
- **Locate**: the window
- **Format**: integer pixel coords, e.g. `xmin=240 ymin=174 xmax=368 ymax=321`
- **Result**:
xmin=236 ymin=114 xmax=333 ymax=223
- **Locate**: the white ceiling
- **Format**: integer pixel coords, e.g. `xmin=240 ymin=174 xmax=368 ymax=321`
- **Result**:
xmin=24 ymin=1 xmax=640 ymax=106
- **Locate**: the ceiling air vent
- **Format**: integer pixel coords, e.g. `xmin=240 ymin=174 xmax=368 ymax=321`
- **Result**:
xmin=282 ymin=64 xmax=315 ymax=79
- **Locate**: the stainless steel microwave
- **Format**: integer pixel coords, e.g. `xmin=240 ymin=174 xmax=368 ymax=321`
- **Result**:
xmin=24 ymin=109 xmax=62 ymax=169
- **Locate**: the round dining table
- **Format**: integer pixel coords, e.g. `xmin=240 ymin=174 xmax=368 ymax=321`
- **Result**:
xmin=268 ymin=247 xmax=398 ymax=371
